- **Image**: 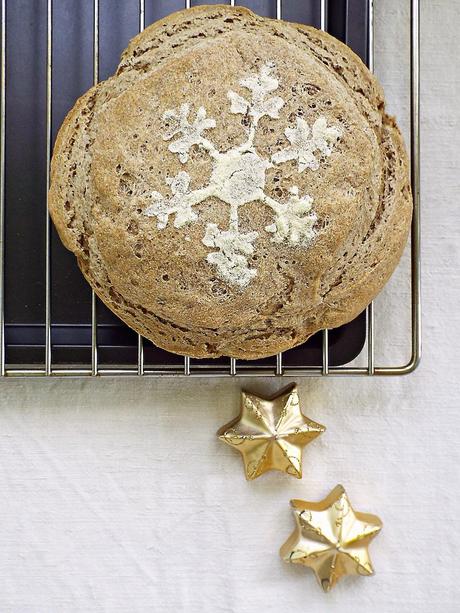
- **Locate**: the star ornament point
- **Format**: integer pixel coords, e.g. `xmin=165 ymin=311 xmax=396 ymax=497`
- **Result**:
xmin=280 ymin=484 xmax=383 ymax=592
xmin=217 ymin=384 xmax=325 ymax=480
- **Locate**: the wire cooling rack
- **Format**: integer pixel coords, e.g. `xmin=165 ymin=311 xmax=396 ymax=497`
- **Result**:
xmin=0 ymin=0 xmax=420 ymax=377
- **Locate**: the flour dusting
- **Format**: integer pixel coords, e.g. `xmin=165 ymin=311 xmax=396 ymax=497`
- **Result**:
xmin=143 ymin=62 xmax=342 ymax=288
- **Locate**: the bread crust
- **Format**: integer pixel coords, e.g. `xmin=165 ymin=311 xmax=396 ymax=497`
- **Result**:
xmin=49 ymin=5 xmax=412 ymax=359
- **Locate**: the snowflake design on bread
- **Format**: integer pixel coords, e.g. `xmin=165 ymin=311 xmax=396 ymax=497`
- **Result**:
xmin=144 ymin=61 xmax=342 ymax=288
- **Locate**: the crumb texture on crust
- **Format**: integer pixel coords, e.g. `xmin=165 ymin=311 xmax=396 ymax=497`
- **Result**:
xmin=48 ymin=4 xmax=412 ymax=360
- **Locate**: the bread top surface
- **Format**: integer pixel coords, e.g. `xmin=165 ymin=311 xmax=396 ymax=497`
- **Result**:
xmin=49 ymin=4 xmax=412 ymax=359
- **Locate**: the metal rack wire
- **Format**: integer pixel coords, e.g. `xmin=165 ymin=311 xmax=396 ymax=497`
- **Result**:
xmin=0 ymin=0 xmax=420 ymax=377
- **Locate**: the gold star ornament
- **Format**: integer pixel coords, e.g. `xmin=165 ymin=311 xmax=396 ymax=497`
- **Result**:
xmin=217 ymin=384 xmax=325 ymax=480
xmin=280 ymin=485 xmax=382 ymax=592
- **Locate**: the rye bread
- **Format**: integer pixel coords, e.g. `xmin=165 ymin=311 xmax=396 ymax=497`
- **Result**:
xmin=49 ymin=4 xmax=412 ymax=359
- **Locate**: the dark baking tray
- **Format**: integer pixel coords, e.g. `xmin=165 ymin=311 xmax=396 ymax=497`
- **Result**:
xmin=4 ymin=0 xmax=369 ymax=369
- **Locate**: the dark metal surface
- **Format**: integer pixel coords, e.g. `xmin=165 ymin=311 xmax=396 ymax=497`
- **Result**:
xmin=3 ymin=0 xmax=369 ymax=369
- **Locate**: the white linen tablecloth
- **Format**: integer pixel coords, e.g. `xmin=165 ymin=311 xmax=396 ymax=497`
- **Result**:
xmin=1 ymin=1 xmax=459 ymax=611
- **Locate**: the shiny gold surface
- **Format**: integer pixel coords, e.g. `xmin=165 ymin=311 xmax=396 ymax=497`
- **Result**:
xmin=280 ymin=484 xmax=382 ymax=592
xmin=217 ymin=384 xmax=325 ymax=480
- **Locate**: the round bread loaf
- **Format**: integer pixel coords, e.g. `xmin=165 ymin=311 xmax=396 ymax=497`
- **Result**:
xmin=49 ymin=4 xmax=412 ymax=359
